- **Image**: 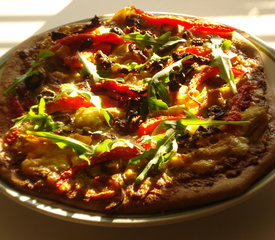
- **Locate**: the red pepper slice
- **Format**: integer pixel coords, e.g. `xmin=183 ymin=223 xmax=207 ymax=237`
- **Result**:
xmin=135 ymin=7 xmax=234 ymax=37
xmin=91 ymin=80 xmax=147 ymax=101
xmin=190 ymin=23 xmax=234 ymax=38
xmin=225 ymin=83 xmax=256 ymax=121
xmin=64 ymin=54 xmax=83 ymax=69
xmin=138 ymin=114 xmax=185 ymax=136
xmin=46 ymin=95 xmax=95 ymax=114
xmin=232 ymin=67 xmax=246 ymax=76
xmin=58 ymin=32 xmax=125 ymax=48
xmin=90 ymin=145 xmax=140 ymax=165
xmin=4 ymin=127 xmax=22 ymax=145
xmin=189 ymin=66 xmax=220 ymax=89
xmin=179 ymin=46 xmax=211 ymax=57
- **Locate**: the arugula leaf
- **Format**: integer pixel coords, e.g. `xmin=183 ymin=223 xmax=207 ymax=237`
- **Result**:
xmin=12 ymin=98 xmax=62 ymax=132
xmin=27 ymin=131 xmax=95 ymax=162
xmin=77 ymin=52 xmax=103 ymax=83
xmin=56 ymin=83 xmax=93 ymax=101
xmin=5 ymin=50 xmax=54 ymax=94
xmin=130 ymin=110 xmax=250 ymax=183
xmin=146 ymin=55 xmax=193 ymax=113
xmin=126 ymin=54 xmax=169 ymax=70
xmin=78 ymin=52 xmax=124 ymax=84
xmin=207 ymin=36 xmax=237 ymax=94
xmin=131 ymin=128 xmax=177 ymax=183
xmin=55 ymin=83 xmax=113 ymax=126
xmin=26 ymin=131 xmax=138 ymax=164
xmin=123 ymin=31 xmax=185 ymax=53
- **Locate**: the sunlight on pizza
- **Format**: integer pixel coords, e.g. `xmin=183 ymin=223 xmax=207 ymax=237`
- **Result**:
xmin=0 ymin=6 xmax=274 ymax=214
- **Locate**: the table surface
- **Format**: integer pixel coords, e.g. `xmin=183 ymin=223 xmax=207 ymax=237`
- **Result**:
xmin=0 ymin=0 xmax=275 ymax=239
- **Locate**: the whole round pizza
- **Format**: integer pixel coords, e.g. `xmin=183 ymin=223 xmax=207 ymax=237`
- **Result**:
xmin=0 ymin=6 xmax=274 ymax=214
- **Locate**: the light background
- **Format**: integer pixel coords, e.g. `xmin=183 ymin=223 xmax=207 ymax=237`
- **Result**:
xmin=0 ymin=0 xmax=275 ymax=239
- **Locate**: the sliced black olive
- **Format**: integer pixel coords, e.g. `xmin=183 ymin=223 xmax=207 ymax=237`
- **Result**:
xmin=110 ymin=27 xmax=124 ymax=35
xmin=125 ymin=14 xmax=143 ymax=28
xmin=24 ymin=72 xmax=44 ymax=89
xmin=95 ymin=50 xmax=112 ymax=70
xmin=79 ymin=38 xmax=93 ymax=51
xmin=37 ymin=89 xmax=56 ymax=102
xmin=191 ymin=38 xmax=204 ymax=46
xmin=207 ymin=105 xmax=225 ymax=119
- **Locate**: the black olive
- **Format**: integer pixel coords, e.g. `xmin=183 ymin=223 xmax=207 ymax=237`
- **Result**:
xmin=79 ymin=38 xmax=93 ymax=51
xmin=110 ymin=27 xmax=124 ymax=35
xmin=37 ymin=89 xmax=56 ymax=102
xmin=125 ymin=14 xmax=143 ymax=28
xmin=150 ymin=60 xmax=164 ymax=72
xmin=81 ymin=15 xmax=101 ymax=32
xmin=24 ymin=72 xmax=44 ymax=89
xmin=207 ymin=105 xmax=225 ymax=119
xmin=51 ymin=31 xmax=67 ymax=41
xmin=191 ymin=38 xmax=204 ymax=46
xmin=95 ymin=50 xmax=112 ymax=70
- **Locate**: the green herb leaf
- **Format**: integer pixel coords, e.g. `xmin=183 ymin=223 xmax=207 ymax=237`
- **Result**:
xmin=123 ymin=32 xmax=185 ymax=53
xmin=146 ymin=55 xmax=193 ymax=114
xmin=208 ymin=36 xmax=237 ymax=94
xmin=130 ymin=111 xmax=250 ymax=182
xmin=11 ymin=98 xmax=62 ymax=132
xmin=5 ymin=50 xmax=54 ymax=94
xmin=27 ymin=131 xmax=94 ymax=163
xmin=78 ymin=52 xmax=125 ymax=84
xmin=134 ymin=128 xmax=177 ymax=183
xmin=78 ymin=52 xmax=103 ymax=83
xmin=126 ymin=54 xmax=169 ymax=70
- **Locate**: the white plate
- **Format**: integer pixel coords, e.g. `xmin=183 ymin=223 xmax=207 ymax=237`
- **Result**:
xmin=0 ymin=13 xmax=274 ymax=227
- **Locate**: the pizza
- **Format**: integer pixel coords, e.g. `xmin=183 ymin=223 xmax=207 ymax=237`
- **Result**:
xmin=0 ymin=6 xmax=274 ymax=214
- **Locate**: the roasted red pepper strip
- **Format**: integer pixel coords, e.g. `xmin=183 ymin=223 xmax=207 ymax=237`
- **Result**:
xmin=191 ymin=23 xmax=234 ymax=38
xmin=91 ymin=80 xmax=147 ymax=101
xmin=232 ymin=67 xmax=246 ymax=76
xmin=46 ymin=95 xmax=95 ymax=114
xmin=189 ymin=66 xmax=220 ymax=89
xmin=225 ymin=83 xmax=256 ymax=121
xmin=90 ymin=145 xmax=140 ymax=165
xmin=138 ymin=114 xmax=185 ymax=136
xmin=58 ymin=32 xmax=125 ymax=48
xmin=4 ymin=127 xmax=22 ymax=145
xmin=135 ymin=7 xmax=234 ymax=37
xmin=179 ymin=46 xmax=211 ymax=57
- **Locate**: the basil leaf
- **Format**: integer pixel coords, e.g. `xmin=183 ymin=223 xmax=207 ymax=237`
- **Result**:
xmin=5 ymin=50 xmax=54 ymax=94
